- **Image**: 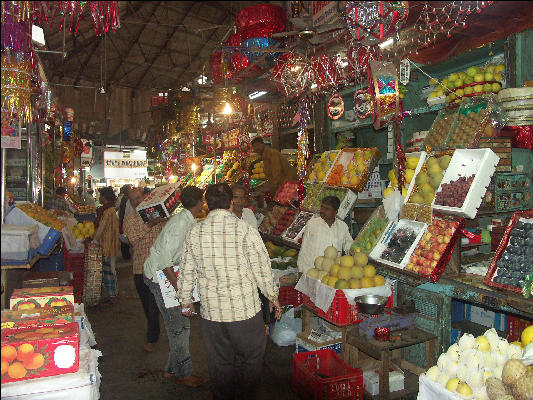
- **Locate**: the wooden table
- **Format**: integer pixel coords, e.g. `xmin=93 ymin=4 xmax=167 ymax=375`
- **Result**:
xmin=347 ymin=327 xmax=437 ymax=400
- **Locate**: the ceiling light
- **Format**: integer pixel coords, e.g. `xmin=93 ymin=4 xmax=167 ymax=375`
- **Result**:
xmin=378 ymin=37 xmax=394 ymax=49
xmin=70 ymin=177 xmax=77 ymax=184
xmin=191 ymin=163 xmax=197 ymax=172
xmin=249 ymin=91 xmax=267 ymax=99
xmin=222 ymin=102 xmax=233 ymax=115
xmin=32 ymin=25 xmax=45 ymax=46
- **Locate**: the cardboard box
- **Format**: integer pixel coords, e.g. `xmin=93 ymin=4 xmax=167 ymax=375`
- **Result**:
xmin=361 ymin=359 xmax=404 ymax=396
xmin=10 ymin=286 xmax=74 ymax=311
xmin=465 ymin=304 xmax=507 ymax=331
xmin=22 ymin=271 xmax=73 ymax=288
xmin=1 ymin=306 xmax=74 ymax=330
xmin=1 ymin=322 xmax=79 ymax=383
xmin=136 ymin=183 xmax=180 ymax=223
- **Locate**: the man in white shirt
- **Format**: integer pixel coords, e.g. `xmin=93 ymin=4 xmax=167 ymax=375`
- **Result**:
xmin=230 ymin=183 xmax=257 ymax=229
xmin=297 ymin=196 xmax=354 ymax=274
xmin=143 ymin=186 xmax=208 ymax=388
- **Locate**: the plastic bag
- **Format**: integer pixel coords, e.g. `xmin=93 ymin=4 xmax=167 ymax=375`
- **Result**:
xmin=270 ymin=307 xmax=302 ymax=347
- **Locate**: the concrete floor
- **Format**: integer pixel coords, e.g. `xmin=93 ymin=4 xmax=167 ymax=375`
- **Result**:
xmin=86 ymin=258 xmax=300 ymax=400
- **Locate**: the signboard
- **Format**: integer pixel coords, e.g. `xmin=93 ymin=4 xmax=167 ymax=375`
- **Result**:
xmin=1 ymin=119 xmax=21 ymax=149
xmin=156 ymin=266 xmax=199 ymax=309
xmin=104 ymin=150 xmax=147 ymax=179
xmin=312 ymin=1 xmax=338 ymax=27
xmin=80 ymin=139 xmax=93 ymax=167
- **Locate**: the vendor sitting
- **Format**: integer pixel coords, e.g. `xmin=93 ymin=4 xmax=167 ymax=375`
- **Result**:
xmin=297 ymin=196 xmax=353 ymax=274
xmin=45 ymin=187 xmax=77 ymax=213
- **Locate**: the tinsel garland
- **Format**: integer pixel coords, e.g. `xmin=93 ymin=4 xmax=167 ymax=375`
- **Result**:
xmin=296 ymin=97 xmax=311 ymax=209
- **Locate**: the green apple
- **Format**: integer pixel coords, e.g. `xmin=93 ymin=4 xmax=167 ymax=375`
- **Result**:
xmin=464 ymin=86 xmax=473 ymax=95
xmin=483 ymin=83 xmax=493 ymax=92
xmin=493 ymin=73 xmax=502 ymax=82
xmin=464 ymin=76 xmax=473 ymax=85
xmin=458 ymin=72 xmax=467 ymax=80
xmin=491 ymin=82 xmax=502 ymax=93
xmin=484 ymin=72 xmax=494 ymax=82
xmin=449 ymin=73 xmax=458 ymax=82
xmin=495 ymin=64 xmax=505 ymax=73
xmin=456 ymin=88 xmax=465 ymax=97
xmin=466 ymin=66 xmax=480 ymax=77
xmin=486 ymin=64 xmax=496 ymax=73
xmin=473 ymin=84 xmax=483 ymax=93
xmin=436 ymin=89 xmax=444 ymax=97
xmin=441 ymin=78 xmax=449 ymax=87
xmin=474 ymin=73 xmax=485 ymax=83
xmin=450 ymin=93 xmax=457 ymax=101
xmin=455 ymin=79 xmax=464 ymax=88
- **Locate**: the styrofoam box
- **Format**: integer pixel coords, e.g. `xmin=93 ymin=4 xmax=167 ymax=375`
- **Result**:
xmin=295 ymin=333 xmax=343 ymax=355
xmin=465 ymin=304 xmax=507 ymax=331
xmin=359 ymin=167 xmax=382 ymax=200
xmin=369 ymin=219 xmax=427 ymax=270
xmin=337 ymin=188 xmax=358 ymax=219
xmin=432 ymin=148 xmax=500 ymax=219
xmin=403 ymin=151 xmax=427 ymax=204
xmin=427 ymin=95 xmax=446 ymax=106
xmin=1 ymin=225 xmax=35 ymax=261
xmin=363 ymin=362 xmax=404 ymax=396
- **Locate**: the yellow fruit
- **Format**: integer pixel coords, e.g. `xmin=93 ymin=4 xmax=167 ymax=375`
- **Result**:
xmin=321 ymin=274 xmax=330 ymax=284
xmin=475 ymin=336 xmax=491 ymax=352
xmin=330 ymin=264 xmax=340 ymax=278
xmin=340 ymin=255 xmax=354 ymax=268
xmin=446 ymin=377 xmax=460 ymax=392
xmin=374 ymin=275 xmax=386 ymax=286
xmin=338 ymin=267 xmax=352 ymax=280
xmin=456 ymin=382 xmax=473 ymax=396
xmin=353 ymin=253 xmax=368 ymax=267
xmin=349 ymin=279 xmax=361 ymax=289
xmin=350 ymin=176 xmax=360 ymax=186
xmin=361 ymin=277 xmax=374 ymax=288
xmin=406 ymin=157 xmax=419 ymax=170
xmin=402 ymin=187 xmax=407 ymax=197
xmin=351 ymin=266 xmax=364 ymax=279
xmin=317 ymin=171 xmax=325 ymax=181
xmin=383 ymin=187 xmax=394 ymax=197
xmin=388 ymin=169 xmax=396 ymax=181
xmin=341 ymin=175 xmax=349 ymax=185
xmin=405 ymin=169 xmax=415 ymax=184
xmin=522 ymin=325 xmax=533 ymax=347
xmin=329 ymin=152 xmax=337 ymax=162
xmin=327 ymin=276 xmax=338 ymax=288
xmin=364 ymin=265 xmax=376 ymax=278
xmin=335 ymin=279 xmax=349 ymax=289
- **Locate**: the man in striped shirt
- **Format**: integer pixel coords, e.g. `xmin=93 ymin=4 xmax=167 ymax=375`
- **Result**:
xmin=178 ymin=183 xmax=281 ymax=400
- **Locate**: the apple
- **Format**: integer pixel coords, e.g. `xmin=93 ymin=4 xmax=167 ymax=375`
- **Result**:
xmin=431 ymin=260 xmax=438 ymax=268
xmin=433 ymin=251 xmax=441 ymax=261
xmin=437 ymin=235 xmax=445 ymax=244
xmin=417 ymin=257 xmax=425 ymax=266
xmin=423 ymin=259 xmax=432 ymax=269
xmin=423 ymin=232 xmax=432 ymax=241
xmin=439 ymin=243 xmax=448 ymax=252
xmin=431 ymin=243 xmax=440 ymax=251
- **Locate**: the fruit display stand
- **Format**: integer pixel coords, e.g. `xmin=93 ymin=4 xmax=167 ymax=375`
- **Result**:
xmin=421 ymin=107 xmax=459 ymax=151
xmin=326 ymin=148 xmax=381 ymax=192
xmin=306 ymin=150 xmax=341 ymax=184
xmin=301 ymin=185 xmax=357 ymax=220
xmin=442 ymin=97 xmax=491 ymax=149
xmin=401 ymin=151 xmax=427 ymax=203
xmin=351 ymin=205 xmax=389 ymax=255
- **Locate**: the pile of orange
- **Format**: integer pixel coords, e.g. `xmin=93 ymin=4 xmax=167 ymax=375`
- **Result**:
xmin=1 ymin=343 xmax=45 ymax=380
xmin=327 ymin=164 xmax=344 ymax=186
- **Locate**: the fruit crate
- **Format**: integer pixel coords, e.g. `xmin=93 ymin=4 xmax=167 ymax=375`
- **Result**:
xmin=493 ymin=172 xmax=532 ymax=211
xmin=292 ymin=349 xmax=363 ymax=400
xmin=273 ymin=181 xmax=299 ymax=206
xmin=37 ymin=228 xmax=62 ymax=255
xmin=432 ymin=148 xmax=500 ymax=219
xmin=279 ymin=284 xmax=303 ymax=307
xmin=301 ymin=290 xmax=394 ymax=327
xmin=403 ymin=151 xmax=427 ymax=205
xmin=351 ymin=205 xmax=389 ymax=255
xmin=306 ymin=151 xmax=342 ymax=184
xmin=507 ymin=315 xmax=532 ymax=342
xmin=396 ymin=281 xmax=451 ymax=367
xmin=484 ymin=209 xmax=533 ymax=294
xmin=326 ymin=148 xmax=381 ymax=192
xmin=369 ymin=219 xmax=427 ymax=270
xmin=282 ymin=211 xmax=314 ymax=244
xmin=422 ymin=107 xmax=459 ymax=151
xmin=64 ymin=246 xmax=86 ymax=272
xmin=38 ymin=253 xmax=65 ymax=272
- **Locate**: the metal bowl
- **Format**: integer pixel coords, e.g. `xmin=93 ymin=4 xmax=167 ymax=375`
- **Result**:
xmin=356 ymin=295 xmax=388 ymax=315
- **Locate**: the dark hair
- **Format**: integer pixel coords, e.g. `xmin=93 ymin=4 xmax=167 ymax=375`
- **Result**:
xmin=56 ymin=187 xmax=67 ymax=196
xmin=120 ymin=184 xmax=132 ymax=196
xmin=251 ymin=137 xmax=264 ymax=145
xmin=99 ymin=186 xmax=117 ymax=203
xmin=205 ymin=183 xmax=233 ymax=210
xmin=230 ymin=183 xmax=246 ymax=194
xmin=180 ymin=186 xmax=204 ymax=210
xmin=321 ymin=195 xmax=340 ymax=211
xmin=143 ymin=187 xmax=151 ymax=195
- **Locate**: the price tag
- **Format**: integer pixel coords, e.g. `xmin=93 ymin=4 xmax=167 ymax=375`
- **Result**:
xmin=156 ymin=266 xmax=199 ymax=309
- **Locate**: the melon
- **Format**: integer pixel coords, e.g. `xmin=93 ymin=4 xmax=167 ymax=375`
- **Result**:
xmin=351 ymin=266 xmax=364 ymax=279
xmin=324 ymin=246 xmax=338 ymax=259
xmin=340 ymin=255 xmax=354 ymax=268
xmin=353 ymin=252 xmax=368 ymax=267
xmin=338 ymin=267 xmax=352 ymax=280
xmin=314 ymin=256 xmax=324 ymax=270
xmin=374 ymin=275 xmax=386 ymax=286
xmin=321 ymin=274 xmax=330 ymax=284
xmin=364 ymin=264 xmax=376 ymax=278
xmin=306 ymin=268 xmax=320 ymax=279
xmin=361 ymin=277 xmax=374 ymax=288
xmin=330 ymin=264 xmax=340 ymax=277
xmin=335 ymin=279 xmax=349 ymax=289
xmin=349 ymin=279 xmax=361 ymax=289
xmin=321 ymin=258 xmax=334 ymax=273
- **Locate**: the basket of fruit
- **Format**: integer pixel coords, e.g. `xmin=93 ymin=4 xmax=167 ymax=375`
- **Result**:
xmin=421 ymin=108 xmax=459 ymax=151
xmin=351 ymin=205 xmax=389 ymax=255
xmin=273 ymin=181 xmax=299 ymax=206
xmin=306 ymin=151 xmax=340 ymax=184
xmin=326 ymin=148 xmax=380 ymax=192
xmin=484 ymin=209 xmax=533 ymax=294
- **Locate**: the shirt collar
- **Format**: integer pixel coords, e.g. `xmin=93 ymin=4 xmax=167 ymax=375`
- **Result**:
xmin=181 ymin=208 xmax=195 ymax=221
xmin=207 ymin=209 xmax=233 ymax=218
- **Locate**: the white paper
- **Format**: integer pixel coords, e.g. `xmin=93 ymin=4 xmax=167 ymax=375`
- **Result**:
xmin=156 ymin=266 xmax=199 ymax=309
xmin=382 ymin=188 xmax=403 ymax=221
xmin=295 ymin=275 xmax=393 ymax=313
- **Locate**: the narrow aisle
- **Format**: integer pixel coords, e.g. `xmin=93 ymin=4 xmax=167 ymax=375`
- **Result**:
xmin=86 ymin=258 xmax=298 ymax=400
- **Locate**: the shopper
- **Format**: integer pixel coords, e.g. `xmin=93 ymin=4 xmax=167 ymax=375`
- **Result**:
xmin=86 ymin=189 xmax=96 ymax=207
xmin=94 ymin=186 xmax=120 ymax=302
xmin=45 ymin=187 xmax=76 ymax=213
xmin=123 ymin=187 xmax=165 ymax=352
xmin=251 ymin=137 xmax=297 ymax=194
xmin=179 ymin=183 xmax=281 ymax=400
xmin=297 ymin=195 xmax=354 ymax=274
xmin=117 ymin=184 xmax=134 ymax=260
xmin=143 ymin=186 xmax=207 ymax=388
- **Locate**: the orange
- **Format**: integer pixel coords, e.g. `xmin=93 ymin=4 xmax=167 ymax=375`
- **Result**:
xmin=7 ymin=362 xmax=27 ymax=379
xmin=1 ymin=345 xmax=17 ymax=363
xmin=17 ymin=343 xmax=34 ymax=362
xmin=1 ymin=361 xmax=9 ymax=375
xmin=23 ymin=353 xmax=44 ymax=370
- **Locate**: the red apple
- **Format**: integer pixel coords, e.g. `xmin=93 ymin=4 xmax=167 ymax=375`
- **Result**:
xmin=439 ymin=243 xmax=447 ymax=252
xmin=430 ymin=243 xmax=440 ymax=251
xmin=417 ymin=257 xmax=425 ymax=266
xmin=431 ymin=260 xmax=438 ymax=268
xmin=423 ymin=259 xmax=432 ymax=269
xmin=433 ymin=251 xmax=441 ymax=261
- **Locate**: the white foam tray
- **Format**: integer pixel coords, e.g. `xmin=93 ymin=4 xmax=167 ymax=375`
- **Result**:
xmin=369 ymin=219 xmax=427 ymax=270
xmin=432 ymin=148 xmax=500 ymax=219
xmin=403 ymin=151 xmax=427 ymax=204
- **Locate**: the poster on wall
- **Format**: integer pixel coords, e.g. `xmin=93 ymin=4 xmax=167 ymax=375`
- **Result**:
xmin=81 ymin=139 xmax=93 ymax=167
xmin=1 ymin=119 xmax=21 ymax=149
xmin=104 ymin=150 xmax=148 ymax=179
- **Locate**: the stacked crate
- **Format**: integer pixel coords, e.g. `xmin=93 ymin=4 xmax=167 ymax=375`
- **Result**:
xmin=64 ymin=246 xmax=85 ymax=303
xmin=478 ymin=137 xmax=512 ymax=172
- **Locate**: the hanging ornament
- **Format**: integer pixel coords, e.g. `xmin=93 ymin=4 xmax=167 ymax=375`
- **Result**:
xmin=399 ymin=59 xmax=410 ymax=85
xmin=276 ymin=53 xmax=314 ymax=98
xmin=354 ymin=88 xmax=372 ymax=119
xmin=1 ymin=53 xmax=32 ymax=124
xmin=368 ymin=60 xmax=399 ymax=130
xmin=311 ymin=54 xmax=342 ymax=91
xmin=344 ymin=1 xmax=408 ymax=46
xmin=242 ymin=37 xmax=280 ymax=65
xmin=235 ymin=4 xmax=287 ymax=40
xmin=327 ymin=93 xmax=345 ymax=120
xmin=347 ymin=42 xmax=381 ymax=82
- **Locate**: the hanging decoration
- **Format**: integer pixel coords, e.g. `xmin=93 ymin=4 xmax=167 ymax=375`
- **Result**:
xmin=273 ymin=53 xmax=314 ymax=98
xmin=311 ymin=54 xmax=342 ymax=91
xmin=63 ymin=121 xmax=72 ymax=142
xmin=368 ymin=60 xmax=399 ymax=130
xmin=346 ymin=42 xmax=381 ymax=83
xmin=1 ymin=53 xmax=32 ymax=124
xmin=242 ymin=37 xmax=280 ymax=65
xmin=296 ymin=97 xmax=311 ymax=208
xmin=399 ymin=59 xmax=410 ymax=85
xmin=235 ymin=4 xmax=287 ymax=40
xmin=344 ymin=1 xmax=409 ymax=46
xmin=327 ymin=93 xmax=345 ymax=120
xmin=354 ymin=88 xmax=372 ymax=119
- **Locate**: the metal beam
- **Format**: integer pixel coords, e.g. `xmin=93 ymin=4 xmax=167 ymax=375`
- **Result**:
xmin=107 ymin=2 xmax=162 ymax=85
xmin=73 ymin=36 xmax=102 ymax=86
xmin=134 ymin=2 xmax=197 ymax=89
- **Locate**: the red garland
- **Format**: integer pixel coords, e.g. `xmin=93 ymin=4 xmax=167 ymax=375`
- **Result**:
xmin=297 ymin=177 xmax=305 ymax=211
xmin=500 ymin=125 xmax=533 ymax=150
xmin=210 ymin=51 xmax=223 ymax=84
xmin=235 ymin=4 xmax=286 ymax=40
xmin=394 ymin=123 xmax=406 ymax=190
xmin=311 ymin=54 xmax=342 ymax=91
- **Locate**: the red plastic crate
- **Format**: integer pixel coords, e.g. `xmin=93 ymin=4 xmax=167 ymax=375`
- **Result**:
xmin=507 ymin=315 xmax=532 ymax=342
xmin=292 ymin=349 xmax=363 ymax=400
xmin=64 ymin=248 xmax=85 ymax=272
xmin=279 ymin=285 xmax=303 ymax=307
xmin=302 ymin=290 xmax=394 ymax=327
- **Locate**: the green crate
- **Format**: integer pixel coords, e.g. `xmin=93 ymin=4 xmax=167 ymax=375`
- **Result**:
xmin=396 ymin=282 xmax=451 ymax=368
xmin=494 ymin=173 xmax=532 ymax=211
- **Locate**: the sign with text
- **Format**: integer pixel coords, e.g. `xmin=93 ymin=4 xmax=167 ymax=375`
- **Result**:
xmin=156 ymin=266 xmax=199 ymax=309
xmin=312 ymin=1 xmax=338 ymax=27
xmin=104 ymin=150 xmax=147 ymax=179
xmin=1 ymin=120 xmax=21 ymax=149
xmin=80 ymin=139 xmax=93 ymax=167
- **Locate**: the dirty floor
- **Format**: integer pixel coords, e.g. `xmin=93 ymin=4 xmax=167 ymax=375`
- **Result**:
xmin=86 ymin=257 xmax=300 ymax=400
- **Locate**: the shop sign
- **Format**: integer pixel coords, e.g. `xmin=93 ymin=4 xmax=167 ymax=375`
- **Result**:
xmin=1 ymin=120 xmax=21 ymax=149
xmin=312 ymin=1 xmax=337 ymax=27
xmin=81 ymin=139 xmax=93 ymax=167
xmin=104 ymin=150 xmax=147 ymax=179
